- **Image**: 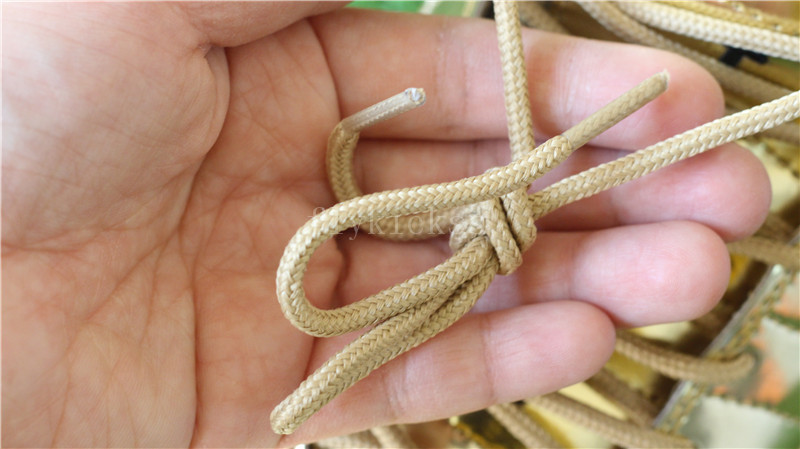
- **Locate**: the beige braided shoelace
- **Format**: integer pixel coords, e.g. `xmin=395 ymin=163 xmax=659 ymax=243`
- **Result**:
xmin=270 ymin=0 xmax=800 ymax=444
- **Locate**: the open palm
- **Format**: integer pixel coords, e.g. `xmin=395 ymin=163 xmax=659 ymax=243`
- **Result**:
xmin=3 ymin=3 xmax=770 ymax=447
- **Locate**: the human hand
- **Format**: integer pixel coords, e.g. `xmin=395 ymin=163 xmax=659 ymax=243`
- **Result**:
xmin=2 ymin=3 xmax=770 ymax=447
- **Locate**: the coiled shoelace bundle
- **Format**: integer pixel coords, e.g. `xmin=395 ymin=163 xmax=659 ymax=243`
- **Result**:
xmin=270 ymin=0 xmax=800 ymax=441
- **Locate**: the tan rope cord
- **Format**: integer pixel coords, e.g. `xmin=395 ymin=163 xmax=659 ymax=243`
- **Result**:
xmin=325 ymin=77 xmax=672 ymax=244
xmin=324 ymin=72 xmax=671 ymax=246
xmin=481 ymin=0 xmax=538 ymax=268
xmin=495 ymin=1 xmax=536 ymax=162
xmin=736 ymin=58 xmax=800 ymax=92
xmin=487 ymin=402 xmax=563 ymax=448
xmin=527 ymin=393 xmax=694 ymax=448
xmin=759 ymin=213 xmax=795 ymax=241
xmin=660 ymin=0 xmax=800 ymax=36
xmin=661 ymin=31 xmax=800 ymax=90
xmin=691 ymin=304 xmax=732 ymax=340
xmin=618 ymin=2 xmax=800 ymax=61
xmin=615 ymin=331 xmax=756 ymax=384
xmin=284 ymin=131 xmax=575 ymax=335
xmin=522 ymin=335 xmax=758 ymax=449
xmin=530 ymin=90 xmax=800 ymax=219
xmin=272 ymin=258 xmax=496 ymax=434
xmin=518 ymin=1 xmax=568 ymax=35
xmin=272 ymin=0 xmax=800 ymax=437
xmin=585 ymin=368 xmax=660 ymax=427
xmin=579 ymin=1 xmax=792 ymax=104
xmin=735 ymin=106 xmax=800 ymax=145
xmin=728 ymin=236 xmax=800 ymax=270
xmin=330 ymin=67 xmax=771 ymax=244
xmin=327 ymin=89 xmax=454 ymax=241
xmin=369 ymin=425 xmax=417 ymax=449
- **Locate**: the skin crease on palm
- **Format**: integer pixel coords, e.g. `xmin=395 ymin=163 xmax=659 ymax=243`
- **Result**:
xmin=1 ymin=2 xmax=772 ymax=447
